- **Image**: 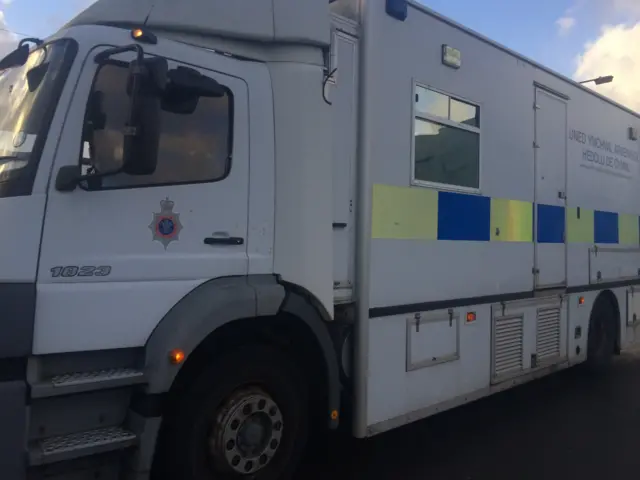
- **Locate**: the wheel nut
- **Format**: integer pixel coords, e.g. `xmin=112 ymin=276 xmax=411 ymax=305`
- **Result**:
xmin=274 ymin=421 xmax=282 ymax=431
xmin=226 ymin=440 xmax=235 ymax=451
xmin=245 ymin=461 xmax=253 ymax=472
xmin=230 ymin=420 xmax=240 ymax=430
xmin=232 ymin=456 xmax=240 ymax=467
xmin=269 ymin=407 xmax=277 ymax=416
xmin=270 ymin=439 xmax=278 ymax=449
xmin=243 ymin=404 xmax=252 ymax=415
xmin=258 ymin=399 xmax=266 ymax=410
xmin=259 ymin=454 xmax=268 ymax=465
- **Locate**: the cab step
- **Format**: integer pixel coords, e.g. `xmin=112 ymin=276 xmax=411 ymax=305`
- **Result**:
xmin=29 ymin=426 xmax=137 ymax=466
xmin=31 ymin=368 xmax=145 ymax=398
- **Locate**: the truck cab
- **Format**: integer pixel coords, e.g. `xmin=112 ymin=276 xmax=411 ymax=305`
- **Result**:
xmin=0 ymin=1 xmax=344 ymax=479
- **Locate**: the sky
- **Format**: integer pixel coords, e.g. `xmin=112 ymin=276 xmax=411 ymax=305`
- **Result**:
xmin=0 ymin=0 xmax=638 ymax=110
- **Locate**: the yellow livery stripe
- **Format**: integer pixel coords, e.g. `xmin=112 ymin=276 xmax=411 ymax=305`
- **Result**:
xmin=490 ymin=198 xmax=533 ymax=242
xmin=372 ymin=184 xmax=438 ymax=239
xmin=566 ymin=207 xmax=594 ymax=243
xmin=618 ymin=213 xmax=639 ymax=245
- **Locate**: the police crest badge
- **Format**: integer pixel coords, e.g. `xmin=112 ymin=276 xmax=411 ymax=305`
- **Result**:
xmin=149 ymin=198 xmax=183 ymax=249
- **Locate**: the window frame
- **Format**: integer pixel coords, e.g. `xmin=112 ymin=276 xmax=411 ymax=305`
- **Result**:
xmin=78 ymin=56 xmax=235 ymax=192
xmin=410 ymin=81 xmax=482 ymax=195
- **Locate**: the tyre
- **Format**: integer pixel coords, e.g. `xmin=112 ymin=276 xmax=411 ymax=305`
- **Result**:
xmin=158 ymin=344 xmax=309 ymax=480
xmin=585 ymin=296 xmax=616 ymax=373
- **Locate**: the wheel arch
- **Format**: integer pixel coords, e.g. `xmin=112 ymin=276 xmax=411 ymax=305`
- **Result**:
xmin=143 ymin=275 xmax=341 ymax=428
xmin=591 ymin=289 xmax=621 ymax=353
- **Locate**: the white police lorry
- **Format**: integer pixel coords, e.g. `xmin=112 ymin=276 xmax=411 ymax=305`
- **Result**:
xmin=1 ymin=0 xmax=639 ymax=478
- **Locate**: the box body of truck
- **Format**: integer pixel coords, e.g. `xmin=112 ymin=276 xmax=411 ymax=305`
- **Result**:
xmin=0 ymin=0 xmax=638 ymax=478
xmin=345 ymin=0 xmax=640 ymax=435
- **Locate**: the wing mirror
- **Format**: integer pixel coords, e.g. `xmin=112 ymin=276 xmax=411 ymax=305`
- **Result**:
xmin=0 ymin=38 xmax=43 ymax=71
xmin=55 ymin=46 xmax=168 ymax=191
xmin=162 ymin=66 xmax=225 ymax=114
xmin=121 ymin=55 xmax=167 ymax=175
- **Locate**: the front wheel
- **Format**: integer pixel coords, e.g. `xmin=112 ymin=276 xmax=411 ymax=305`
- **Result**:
xmin=159 ymin=345 xmax=309 ymax=480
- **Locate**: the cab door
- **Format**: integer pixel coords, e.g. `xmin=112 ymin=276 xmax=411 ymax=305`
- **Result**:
xmin=34 ymin=45 xmax=250 ymax=354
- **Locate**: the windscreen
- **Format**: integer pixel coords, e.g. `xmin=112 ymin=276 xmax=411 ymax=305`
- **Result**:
xmin=0 ymin=39 xmax=76 ymax=197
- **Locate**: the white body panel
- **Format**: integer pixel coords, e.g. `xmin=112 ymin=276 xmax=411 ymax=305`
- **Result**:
xmin=328 ymin=21 xmax=359 ymax=302
xmin=269 ymin=62 xmax=334 ymax=314
xmin=0 ymin=196 xmax=45 ymax=282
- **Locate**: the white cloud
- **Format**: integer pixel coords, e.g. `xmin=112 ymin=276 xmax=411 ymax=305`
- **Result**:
xmin=570 ymin=0 xmax=640 ymax=111
xmin=0 ymin=11 xmax=17 ymax=58
xmin=612 ymin=0 xmax=640 ymax=16
xmin=0 ymin=0 xmax=13 ymax=5
xmin=574 ymin=23 xmax=640 ymax=111
xmin=556 ymin=16 xmax=577 ymax=35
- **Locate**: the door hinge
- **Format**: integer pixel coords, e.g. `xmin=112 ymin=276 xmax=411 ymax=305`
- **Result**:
xmin=533 ymin=141 xmax=540 ymax=149
xmin=448 ymin=308 xmax=454 ymax=327
xmin=558 ymin=191 xmax=566 ymax=199
xmin=533 ymin=103 xmax=540 ymax=110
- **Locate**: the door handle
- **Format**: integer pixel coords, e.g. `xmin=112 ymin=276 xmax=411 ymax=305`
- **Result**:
xmin=204 ymin=237 xmax=244 ymax=246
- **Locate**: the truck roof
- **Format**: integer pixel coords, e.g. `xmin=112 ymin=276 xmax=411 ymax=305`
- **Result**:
xmin=64 ymin=0 xmax=330 ymax=48
xmin=64 ymin=0 xmax=637 ymax=119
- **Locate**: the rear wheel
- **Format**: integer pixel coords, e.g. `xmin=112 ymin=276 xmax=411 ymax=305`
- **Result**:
xmin=159 ymin=345 xmax=309 ymax=480
xmin=586 ymin=296 xmax=616 ymax=373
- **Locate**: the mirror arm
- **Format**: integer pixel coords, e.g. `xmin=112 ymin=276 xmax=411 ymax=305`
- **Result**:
xmin=94 ymin=44 xmax=144 ymax=65
xmin=19 ymin=38 xmax=43 ymax=48
xmin=78 ymin=165 xmax=125 ymax=183
xmin=64 ymin=166 xmax=125 ymax=191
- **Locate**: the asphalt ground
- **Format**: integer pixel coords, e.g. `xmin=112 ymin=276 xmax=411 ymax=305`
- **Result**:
xmin=297 ymin=350 xmax=640 ymax=480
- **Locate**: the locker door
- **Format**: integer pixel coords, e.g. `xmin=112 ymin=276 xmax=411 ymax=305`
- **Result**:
xmin=534 ymin=87 xmax=568 ymax=288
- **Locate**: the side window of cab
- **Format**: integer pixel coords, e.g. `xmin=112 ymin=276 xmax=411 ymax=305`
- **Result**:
xmin=80 ymin=59 xmax=234 ymax=190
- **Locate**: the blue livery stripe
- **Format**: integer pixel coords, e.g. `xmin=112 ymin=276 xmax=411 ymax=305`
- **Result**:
xmin=537 ymin=204 xmax=565 ymax=244
xmin=437 ymin=191 xmax=490 ymax=241
xmin=594 ymin=210 xmax=619 ymax=244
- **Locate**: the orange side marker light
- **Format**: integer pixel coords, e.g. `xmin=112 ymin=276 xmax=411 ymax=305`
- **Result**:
xmin=169 ymin=348 xmax=186 ymax=365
